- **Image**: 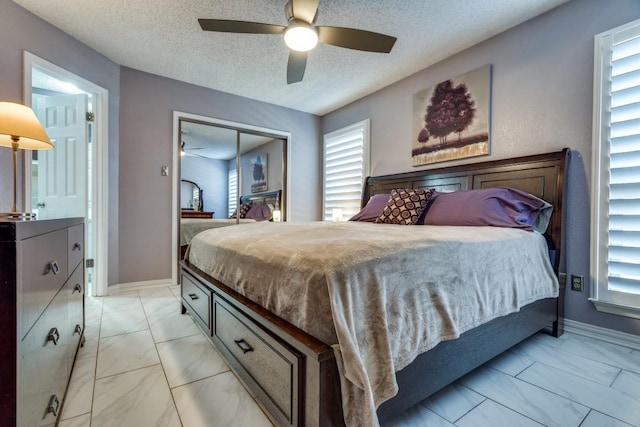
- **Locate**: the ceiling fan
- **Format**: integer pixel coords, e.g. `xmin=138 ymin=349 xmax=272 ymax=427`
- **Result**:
xmin=181 ymin=141 xmax=207 ymax=158
xmin=198 ymin=0 xmax=397 ymax=84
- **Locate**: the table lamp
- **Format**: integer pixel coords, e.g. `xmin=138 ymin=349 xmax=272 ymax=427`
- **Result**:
xmin=0 ymin=102 xmax=53 ymax=218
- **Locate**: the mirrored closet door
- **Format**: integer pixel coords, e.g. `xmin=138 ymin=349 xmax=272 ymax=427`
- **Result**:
xmin=176 ymin=116 xmax=289 ymax=263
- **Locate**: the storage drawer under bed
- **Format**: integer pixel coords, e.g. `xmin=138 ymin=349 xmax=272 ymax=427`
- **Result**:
xmin=181 ymin=272 xmax=212 ymax=330
xmin=213 ymin=297 xmax=301 ymax=427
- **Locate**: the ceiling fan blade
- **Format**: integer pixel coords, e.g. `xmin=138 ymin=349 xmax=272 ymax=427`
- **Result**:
xmin=317 ymin=26 xmax=397 ymax=53
xmin=182 ymin=141 xmax=204 ymax=151
xmin=287 ymin=51 xmax=308 ymax=84
xmin=198 ymin=19 xmax=285 ymax=35
xmin=184 ymin=151 xmax=209 ymax=159
xmin=289 ymin=0 xmax=320 ymax=24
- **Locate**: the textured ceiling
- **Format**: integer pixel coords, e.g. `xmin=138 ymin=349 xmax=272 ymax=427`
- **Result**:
xmin=14 ymin=0 xmax=569 ymax=116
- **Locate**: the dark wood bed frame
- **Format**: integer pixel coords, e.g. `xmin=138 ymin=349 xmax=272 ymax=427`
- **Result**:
xmin=239 ymin=189 xmax=282 ymax=207
xmin=180 ymin=149 xmax=570 ymax=426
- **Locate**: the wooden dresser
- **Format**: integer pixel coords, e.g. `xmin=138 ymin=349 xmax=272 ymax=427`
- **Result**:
xmin=0 ymin=217 xmax=85 ymax=427
xmin=181 ymin=210 xmax=214 ymax=219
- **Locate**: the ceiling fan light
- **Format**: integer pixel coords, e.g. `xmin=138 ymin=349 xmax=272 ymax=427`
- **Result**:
xmin=284 ymin=23 xmax=318 ymax=52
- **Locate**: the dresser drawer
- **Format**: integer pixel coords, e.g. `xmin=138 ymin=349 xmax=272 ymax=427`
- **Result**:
xmin=66 ymin=265 xmax=84 ymax=372
xmin=20 ymin=228 xmax=68 ymax=338
xmin=67 ymin=224 xmax=84 ymax=273
xmin=214 ymin=297 xmax=300 ymax=426
xmin=181 ymin=272 xmax=211 ymax=330
xmin=18 ymin=286 xmax=68 ymax=427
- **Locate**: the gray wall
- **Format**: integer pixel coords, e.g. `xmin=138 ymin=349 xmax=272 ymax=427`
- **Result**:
xmin=322 ymin=0 xmax=640 ymax=335
xmin=119 ymin=67 xmax=321 ymax=283
xmin=0 ymin=0 xmax=121 ymax=286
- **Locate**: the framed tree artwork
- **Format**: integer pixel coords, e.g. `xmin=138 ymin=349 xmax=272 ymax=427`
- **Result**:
xmin=250 ymin=154 xmax=268 ymax=193
xmin=412 ymin=65 xmax=491 ymax=166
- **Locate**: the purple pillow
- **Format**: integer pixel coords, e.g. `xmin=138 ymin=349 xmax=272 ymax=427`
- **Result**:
xmin=245 ymin=203 xmax=272 ymax=221
xmin=421 ymin=187 xmax=552 ymax=231
xmin=349 ymin=194 xmax=391 ymax=222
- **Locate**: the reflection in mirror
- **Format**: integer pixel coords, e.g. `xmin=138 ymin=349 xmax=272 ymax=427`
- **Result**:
xmin=180 ymin=179 xmax=202 ymax=211
xmin=239 ymin=132 xmax=285 ymax=217
xmin=178 ymin=118 xmax=288 ymax=260
xmin=180 ymin=121 xmax=237 ymax=218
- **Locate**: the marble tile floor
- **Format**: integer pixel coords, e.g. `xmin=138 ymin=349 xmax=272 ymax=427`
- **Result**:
xmin=58 ymin=286 xmax=640 ymax=426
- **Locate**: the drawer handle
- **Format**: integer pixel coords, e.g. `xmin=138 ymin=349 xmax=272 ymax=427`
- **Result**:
xmin=48 ymin=261 xmax=60 ymax=275
xmin=73 ymin=283 xmax=82 ymax=294
xmin=73 ymin=242 xmax=82 ymax=251
xmin=47 ymin=327 xmax=60 ymax=345
xmin=47 ymin=394 xmax=60 ymax=417
xmin=188 ymin=293 xmax=199 ymax=300
xmin=74 ymin=324 xmax=83 ymax=335
xmin=234 ymin=339 xmax=254 ymax=354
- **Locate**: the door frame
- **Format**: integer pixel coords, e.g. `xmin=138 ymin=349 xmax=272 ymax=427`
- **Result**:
xmin=23 ymin=52 xmax=110 ymax=297
xmin=171 ymin=111 xmax=291 ymax=286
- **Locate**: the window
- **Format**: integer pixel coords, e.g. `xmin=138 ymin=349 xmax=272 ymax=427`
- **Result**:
xmin=228 ymin=168 xmax=237 ymax=218
xmin=323 ymin=120 xmax=370 ymax=221
xmin=591 ymin=19 xmax=640 ymax=319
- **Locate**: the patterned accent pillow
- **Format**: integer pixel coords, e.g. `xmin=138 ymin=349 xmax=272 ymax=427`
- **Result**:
xmin=374 ymin=188 xmax=435 ymax=225
xmin=229 ymin=203 xmax=251 ymax=219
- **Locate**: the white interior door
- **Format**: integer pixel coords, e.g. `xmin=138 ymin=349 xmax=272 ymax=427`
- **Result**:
xmin=35 ymin=94 xmax=88 ymax=219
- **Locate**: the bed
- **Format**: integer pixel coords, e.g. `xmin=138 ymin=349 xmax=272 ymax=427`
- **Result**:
xmin=179 ymin=190 xmax=281 ymax=259
xmin=180 ymin=149 xmax=569 ymax=427
xmin=180 ymin=218 xmax=256 ymax=245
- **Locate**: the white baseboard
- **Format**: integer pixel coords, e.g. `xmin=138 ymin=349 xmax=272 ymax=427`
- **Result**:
xmin=109 ymin=279 xmax=177 ymax=295
xmin=563 ymin=319 xmax=640 ymax=351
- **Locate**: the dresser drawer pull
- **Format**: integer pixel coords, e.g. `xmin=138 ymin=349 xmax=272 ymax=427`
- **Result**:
xmin=73 ymin=242 xmax=82 ymax=251
xmin=188 ymin=293 xmax=199 ymax=300
xmin=73 ymin=283 xmax=83 ymax=293
xmin=74 ymin=324 xmax=83 ymax=335
xmin=47 ymin=394 xmax=60 ymax=417
xmin=234 ymin=338 xmax=254 ymax=354
xmin=47 ymin=327 xmax=60 ymax=345
xmin=48 ymin=261 xmax=60 ymax=275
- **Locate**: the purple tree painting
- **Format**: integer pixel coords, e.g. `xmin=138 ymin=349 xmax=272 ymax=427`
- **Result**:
xmin=412 ymin=65 xmax=490 ymax=166
xmin=422 ymin=80 xmax=476 ymax=145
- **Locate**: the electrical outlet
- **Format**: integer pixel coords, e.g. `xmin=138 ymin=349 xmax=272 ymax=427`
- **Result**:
xmin=571 ymin=275 xmax=584 ymax=292
xmin=558 ymin=273 xmax=567 ymax=288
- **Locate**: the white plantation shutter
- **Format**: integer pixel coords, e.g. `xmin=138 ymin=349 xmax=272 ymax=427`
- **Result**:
xmin=592 ymin=19 xmax=640 ymax=318
xmin=323 ymin=120 xmax=370 ymax=221
xmin=228 ymin=168 xmax=237 ymax=217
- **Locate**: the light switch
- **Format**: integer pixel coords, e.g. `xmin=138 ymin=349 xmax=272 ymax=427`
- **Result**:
xmin=161 ymin=166 xmax=169 ymax=176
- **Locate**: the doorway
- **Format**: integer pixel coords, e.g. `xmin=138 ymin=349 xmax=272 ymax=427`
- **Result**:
xmin=23 ymin=52 xmax=109 ymax=297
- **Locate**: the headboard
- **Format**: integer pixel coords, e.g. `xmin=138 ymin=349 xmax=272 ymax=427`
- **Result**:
xmin=240 ymin=190 xmax=281 ymax=208
xmin=363 ymin=149 xmax=570 ymax=274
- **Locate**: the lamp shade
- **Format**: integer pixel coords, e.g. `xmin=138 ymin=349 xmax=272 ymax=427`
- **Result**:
xmin=0 ymin=102 xmax=53 ymax=150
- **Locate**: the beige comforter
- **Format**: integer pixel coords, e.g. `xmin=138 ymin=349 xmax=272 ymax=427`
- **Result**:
xmin=188 ymin=221 xmax=558 ymax=427
xmin=180 ymin=218 xmax=256 ymax=246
